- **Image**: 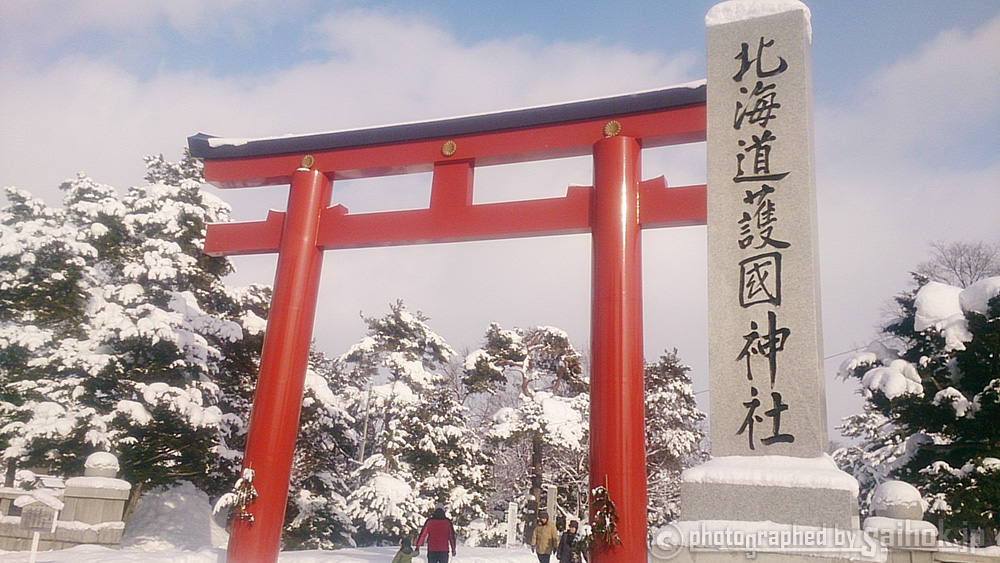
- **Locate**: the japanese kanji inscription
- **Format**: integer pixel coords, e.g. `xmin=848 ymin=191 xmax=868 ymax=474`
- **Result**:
xmin=707 ymin=7 xmax=828 ymax=458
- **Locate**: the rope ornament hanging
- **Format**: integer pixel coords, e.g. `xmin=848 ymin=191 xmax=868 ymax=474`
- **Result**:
xmin=231 ymin=467 xmax=259 ymax=525
xmin=588 ymin=479 xmax=622 ymax=550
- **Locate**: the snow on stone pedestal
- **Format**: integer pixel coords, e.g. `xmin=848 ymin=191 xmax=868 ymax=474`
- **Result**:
xmin=61 ymin=452 xmax=131 ymax=526
xmin=0 ymin=454 xmax=130 ymax=551
xmin=651 ymin=520 xmax=887 ymax=563
xmin=679 ymin=455 xmax=859 ymax=529
xmin=663 ymin=2 xmax=862 ymax=560
xmin=862 ymin=481 xmax=937 ymax=556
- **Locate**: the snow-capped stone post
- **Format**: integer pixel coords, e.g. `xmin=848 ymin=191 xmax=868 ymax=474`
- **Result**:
xmin=862 ymin=481 xmax=938 ymax=553
xmin=544 ymin=484 xmax=558 ymax=522
xmin=60 ymin=452 xmax=131 ymax=526
xmin=505 ymin=501 xmax=519 ymax=547
xmin=661 ymin=2 xmax=861 ymax=559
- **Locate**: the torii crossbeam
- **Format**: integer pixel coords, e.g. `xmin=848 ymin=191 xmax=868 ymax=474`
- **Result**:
xmin=189 ymin=83 xmax=707 ymax=563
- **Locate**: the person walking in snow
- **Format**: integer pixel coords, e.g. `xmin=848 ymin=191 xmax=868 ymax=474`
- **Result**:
xmin=391 ymin=537 xmax=416 ymax=563
xmin=556 ymin=520 xmax=583 ymax=563
xmin=530 ymin=511 xmax=559 ymax=563
xmin=415 ymin=505 xmax=456 ymax=563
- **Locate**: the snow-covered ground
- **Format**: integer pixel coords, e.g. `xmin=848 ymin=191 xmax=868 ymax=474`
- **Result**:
xmin=0 ymin=545 xmax=538 ymax=563
xmin=0 ymin=483 xmax=536 ymax=562
xmin=1 ymin=481 xmax=999 ymax=562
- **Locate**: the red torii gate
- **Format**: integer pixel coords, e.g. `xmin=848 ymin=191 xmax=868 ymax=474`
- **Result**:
xmin=189 ymin=84 xmax=707 ymax=563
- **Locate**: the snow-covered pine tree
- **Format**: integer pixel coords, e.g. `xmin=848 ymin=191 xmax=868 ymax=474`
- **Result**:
xmin=0 ymin=154 xmax=269 ymax=513
xmin=341 ymin=301 xmax=488 ymax=545
xmin=832 ymin=402 xmax=907 ymax=519
xmin=0 ymin=186 xmax=100 ymax=483
xmin=838 ymin=273 xmax=1000 ymax=545
xmin=464 ymin=323 xmax=588 ymax=533
xmin=644 ymin=349 xmax=707 ymax=532
xmin=283 ymin=349 xmax=359 ymax=550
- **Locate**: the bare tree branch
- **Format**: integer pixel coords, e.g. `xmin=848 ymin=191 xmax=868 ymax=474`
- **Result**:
xmin=915 ymin=240 xmax=1000 ymax=288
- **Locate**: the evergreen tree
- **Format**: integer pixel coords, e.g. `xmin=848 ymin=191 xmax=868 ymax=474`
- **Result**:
xmin=644 ymin=349 xmax=708 ymax=531
xmin=283 ymin=349 xmax=358 ymax=550
xmin=0 ymin=155 xmax=268 ymax=513
xmin=0 ymin=187 xmax=99 ymax=483
xmin=464 ymin=323 xmax=588 ymax=534
xmin=340 ymin=301 xmax=488 ymax=545
xmin=838 ymin=274 xmax=1000 ymax=545
xmin=2 ymin=153 xmax=378 ymax=545
xmin=832 ymin=403 xmax=907 ymax=519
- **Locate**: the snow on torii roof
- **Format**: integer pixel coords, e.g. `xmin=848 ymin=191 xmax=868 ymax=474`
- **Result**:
xmin=188 ymin=81 xmax=706 ymax=161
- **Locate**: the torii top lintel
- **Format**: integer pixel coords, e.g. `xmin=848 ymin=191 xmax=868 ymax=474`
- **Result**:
xmin=189 ymin=83 xmax=707 ymax=256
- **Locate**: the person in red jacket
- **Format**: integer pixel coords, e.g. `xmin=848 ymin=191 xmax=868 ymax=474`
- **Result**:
xmin=415 ymin=506 xmax=456 ymax=563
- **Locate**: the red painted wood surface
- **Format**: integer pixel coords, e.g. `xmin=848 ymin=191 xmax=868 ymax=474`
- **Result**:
xmin=204 ymin=177 xmax=706 ymax=256
xmin=590 ymin=136 xmax=648 ymax=563
xmin=224 ymin=168 xmax=331 ymax=563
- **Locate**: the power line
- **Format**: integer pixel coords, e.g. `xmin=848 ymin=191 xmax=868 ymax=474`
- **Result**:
xmin=824 ymin=346 xmax=866 ymax=361
xmin=823 ymin=339 xmax=895 ymax=361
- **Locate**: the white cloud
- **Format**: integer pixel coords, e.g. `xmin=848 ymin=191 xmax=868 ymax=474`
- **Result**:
xmin=818 ymin=15 xmax=1000 ymax=168
xmin=814 ymin=14 xmax=1000 ymax=298
xmin=0 ymin=0 xmax=298 ymax=48
xmin=0 ymin=2 xmax=706 ymax=395
xmin=869 ymin=15 xmax=1000 ymax=147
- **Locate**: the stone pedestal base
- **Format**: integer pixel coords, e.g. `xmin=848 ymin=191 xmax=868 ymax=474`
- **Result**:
xmin=0 ymin=517 xmax=124 ymax=551
xmin=680 ymin=480 xmax=859 ymax=529
xmin=652 ymin=546 xmax=880 ymax=563
xmin=655 ymin=456 xmax=871 ymax=561
xmin=649 ymin=520 xmax=887 ymax=562
xmin=62 ymin=476 xmax=130 ymax=525
xmin=679 ymin=455 xmax=861 ymax=529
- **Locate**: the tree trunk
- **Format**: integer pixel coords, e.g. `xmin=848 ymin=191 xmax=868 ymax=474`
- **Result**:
xmin=4 ymin=461 xmax=15 ymax=487
xmin=524 ymin=433 xmax=544 ymax=544
xmin=122 ymin=481 xmax=145 ymax=526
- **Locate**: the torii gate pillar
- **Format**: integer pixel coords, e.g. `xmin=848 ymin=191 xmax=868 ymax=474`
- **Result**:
xmin=227 ymin=168 xmax=331 ymax=562
xmin=590 ymin=135 xmax=647 ymax=562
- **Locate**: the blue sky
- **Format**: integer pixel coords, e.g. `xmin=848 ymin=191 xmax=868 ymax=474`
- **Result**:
xmin=2 ymin=0 xmax=999 ymax=440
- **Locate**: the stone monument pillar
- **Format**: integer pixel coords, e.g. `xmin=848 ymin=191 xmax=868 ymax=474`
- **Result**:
xmin=656 ymin=2 xmax=863 ymax=560
xmin=544 ymin=484 xmax=558 ymax=523
xmin=706 ymin=0 xmax=825 ymax=462
xmin=506 ymin=501 xmax=519 ymax=547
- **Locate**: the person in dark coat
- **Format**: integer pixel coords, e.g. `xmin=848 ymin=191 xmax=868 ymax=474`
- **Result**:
xmin=415 ymin=506 xmax=456 ymax=563
xmin=556 ymin=520 xmax=583 ymax=563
